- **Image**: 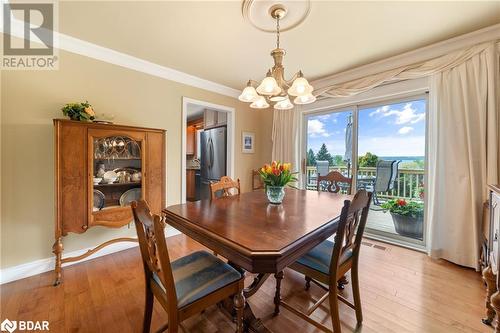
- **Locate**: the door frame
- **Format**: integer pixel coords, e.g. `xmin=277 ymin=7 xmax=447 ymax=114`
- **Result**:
xmin=181 ymin=97 xmax=235 ymax=204
xmin=299 ymin=78 xmax=430 ymax=250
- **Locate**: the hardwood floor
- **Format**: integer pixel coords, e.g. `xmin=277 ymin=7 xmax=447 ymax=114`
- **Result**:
xmin=0 ymin=235 xmax=490 ymax=333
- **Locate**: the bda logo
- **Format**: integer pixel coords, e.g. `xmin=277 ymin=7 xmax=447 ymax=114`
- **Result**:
xmin=0 ymin=319 xmax=17 ymax=333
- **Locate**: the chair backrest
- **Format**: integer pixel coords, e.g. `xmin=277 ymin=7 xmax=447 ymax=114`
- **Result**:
xmin=374 ymin=160 xmax=399 ymax=192
xmin=329 ymin=190 xmax=372 ymax=277
xmin=317 ymin=171 xmax=353 ymax=194
xmin=252 ymin=169 xmax=264 ymax=190
xmin=316 ymin=161 xmax=330 ymax=176
xmin=131 ymin=200 xmax=178 ymax=310
xmin=210 ymin=176 xmax=241 ymax=200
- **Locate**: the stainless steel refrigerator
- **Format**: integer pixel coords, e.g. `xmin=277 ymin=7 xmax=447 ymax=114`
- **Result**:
xmin=200 ymin=126 xmax=226 ymax=200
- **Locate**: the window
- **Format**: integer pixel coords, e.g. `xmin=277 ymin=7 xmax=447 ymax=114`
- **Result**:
xmin=303 ymin=94 xmax=428 ymax=248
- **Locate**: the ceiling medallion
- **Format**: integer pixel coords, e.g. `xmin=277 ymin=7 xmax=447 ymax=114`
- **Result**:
xmin=239 ymin=2 xmax=315 ymax=110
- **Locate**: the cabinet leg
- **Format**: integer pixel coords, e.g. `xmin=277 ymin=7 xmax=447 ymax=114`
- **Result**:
xmin=483 ymin=266 xmax=497 ymax=326
xmin=52 ymin=238 xmax=63 ymax=286
xmin=491 ymin=290 xmax=500 ymax=332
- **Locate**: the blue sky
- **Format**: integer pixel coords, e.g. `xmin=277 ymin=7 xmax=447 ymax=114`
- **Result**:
xmin=307 ymin=99 xmax=426 ymax=157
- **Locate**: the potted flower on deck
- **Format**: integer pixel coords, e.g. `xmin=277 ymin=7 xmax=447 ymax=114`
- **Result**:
xmin=381 ymin=198 xmax=424 ymax=239
xmin=259 ymin=161 xmax=296 ymax=204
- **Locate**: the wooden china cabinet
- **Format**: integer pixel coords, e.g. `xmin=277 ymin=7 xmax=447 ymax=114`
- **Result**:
xmin=53 ymin=119 xmax=165 ymax=285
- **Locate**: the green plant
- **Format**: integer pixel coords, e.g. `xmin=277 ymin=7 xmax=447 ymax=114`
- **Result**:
xmin=358 ymin=152 xmax=378 ymax=167
xmin=381 ymin=198 xmax=423 ymax=219
xmin=259 ymin=161 xmax=297 ymax=187
xmin=61 ymin=101 xmax=95 ymax=122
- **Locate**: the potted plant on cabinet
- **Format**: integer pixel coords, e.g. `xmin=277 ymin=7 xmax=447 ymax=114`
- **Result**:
xmin=381 ymin=198 xmax=424 ymax=239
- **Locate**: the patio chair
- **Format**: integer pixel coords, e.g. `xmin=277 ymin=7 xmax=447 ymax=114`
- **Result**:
xmin=372 ymin=160 xmax=400 ymax=206
xmin=316 ymin=160 xmax=330 ymax=176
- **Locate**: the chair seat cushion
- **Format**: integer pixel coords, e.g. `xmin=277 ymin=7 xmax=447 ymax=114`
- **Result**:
xmin=153 ymin=251 xmax=242 ymax=308
xmin=296 ymin=240 xmax=352 ymax=275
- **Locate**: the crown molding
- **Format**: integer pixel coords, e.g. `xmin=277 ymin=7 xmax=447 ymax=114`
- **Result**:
xmin=312 ymin=23 xmax=500 ymax=90
xmin=1 ymin=10 xmax=240 ymax=98
xmin=56 ymin=33 xmax=240 ymax=98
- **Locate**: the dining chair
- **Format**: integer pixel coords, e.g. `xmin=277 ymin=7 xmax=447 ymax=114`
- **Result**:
xmin=210 ymin=176 xmax=241 ymax=200
xmin=252 ymin=170 xmax=264 ymax=191
xmin=278 ymin=190 xmax=372 ymax=333
xmin=131 ymin=200 xmax=245 ymax=333
xmin=317 ymin=171 xmax=353 ymax=194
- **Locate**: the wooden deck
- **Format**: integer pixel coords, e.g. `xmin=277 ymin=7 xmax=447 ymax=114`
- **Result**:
xmin=0 ymin=234 xmax=488 ymax=333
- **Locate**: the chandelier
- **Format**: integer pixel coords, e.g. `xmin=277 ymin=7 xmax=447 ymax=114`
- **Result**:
xmin=238 ymin=5 xmax=316 ymax=110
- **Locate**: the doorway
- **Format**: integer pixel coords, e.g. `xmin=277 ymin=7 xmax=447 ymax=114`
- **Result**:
xmin=181 ymin=98 xmax=235 ymax=204
xmin=302 ymin=94 xmax=428 ymax=249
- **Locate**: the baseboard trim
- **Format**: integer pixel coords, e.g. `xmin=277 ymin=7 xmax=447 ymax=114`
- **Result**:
xmin=0 ymin=227 xmax=181 ymax=285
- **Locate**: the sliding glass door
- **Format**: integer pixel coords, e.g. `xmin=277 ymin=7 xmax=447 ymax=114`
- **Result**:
xmin=304 ymin=109 xmax=354 ymax=192
xmin=303 ymin=95 xmax=427 ymax=248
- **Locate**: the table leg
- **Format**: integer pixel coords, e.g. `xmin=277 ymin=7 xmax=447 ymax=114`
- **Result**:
xmin=224 ymin=265 xmax=272 ymax=333
xmin=274 ymin=271 xmax=284 ymax=316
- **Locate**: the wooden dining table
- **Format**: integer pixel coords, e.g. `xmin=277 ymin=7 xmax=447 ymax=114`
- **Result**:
xmin=163 ymin=188 xmax=353 ymax=332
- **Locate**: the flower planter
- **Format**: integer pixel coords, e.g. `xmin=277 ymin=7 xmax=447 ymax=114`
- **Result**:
xmin=390 ymin=213 xmax=423 ymax=239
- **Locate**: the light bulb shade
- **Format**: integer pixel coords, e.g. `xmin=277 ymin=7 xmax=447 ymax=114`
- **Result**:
xmin=270 ymin=95 xmax=287 ymax=102
xmin=238 ymin=86 xmax=258 ymax=102
xmin=294 ymin=93 xmax=316 ymax=105
xmin=256 ymin=76 xmax=281 ymax=96
xmin=288 ymin=77 xmax=313 ymax=96
xmin=250 ymin=96 xmax=270 ymax=109
xmin=274 ymin=98 xmax=294 ymax=110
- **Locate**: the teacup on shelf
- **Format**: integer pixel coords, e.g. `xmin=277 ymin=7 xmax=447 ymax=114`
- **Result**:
xmin=93 ymin=177 xmax=102 ymax=185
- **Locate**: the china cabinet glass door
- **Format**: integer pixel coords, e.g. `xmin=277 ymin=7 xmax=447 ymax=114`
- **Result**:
xmin=92 ymin=135 xmax=143 ymax=212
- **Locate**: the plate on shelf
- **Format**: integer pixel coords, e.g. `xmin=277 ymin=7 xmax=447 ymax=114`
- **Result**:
xmin=120 ymin=188 xmax=141 ymax=207
xmin=103 ymin=170 xmax=118 ymax=183
xmin=93 ymin=189 xmax=105 ymax=211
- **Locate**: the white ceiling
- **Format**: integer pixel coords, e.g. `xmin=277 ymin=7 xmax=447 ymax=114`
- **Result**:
xmin=59 ymin=1 xmax=500 ymax=90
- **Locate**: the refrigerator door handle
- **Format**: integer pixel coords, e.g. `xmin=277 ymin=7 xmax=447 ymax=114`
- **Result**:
xmin=206 ymin=138 xmax=212 ymax=169
xmin=210 ymin=138 xmax=215 ymax=170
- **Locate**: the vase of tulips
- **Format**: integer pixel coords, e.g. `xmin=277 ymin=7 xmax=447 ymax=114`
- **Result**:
xmin=259 ymin=161 xmax=296 ymax=204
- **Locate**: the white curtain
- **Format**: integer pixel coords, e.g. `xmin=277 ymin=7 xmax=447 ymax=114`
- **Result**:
xmin=315 ymin=42 xmax=494 ymax=98
xmin=427 ymin=43 xmax=499 ymax=269
xmin=271 ymin=107 xmax=300 ymax=171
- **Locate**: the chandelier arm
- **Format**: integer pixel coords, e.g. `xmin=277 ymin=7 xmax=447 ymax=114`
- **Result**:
xmin=284 ymin=71 xmax=302 ymax=86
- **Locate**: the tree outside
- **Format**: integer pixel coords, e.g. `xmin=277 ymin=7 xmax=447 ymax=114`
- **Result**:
xmin=358 ymin=152 xmax=379 ymax=167
xmin=315 ymin=143 xmax=333 ymax=166
xmin=306 ymin=148 xmax=316 ymax=166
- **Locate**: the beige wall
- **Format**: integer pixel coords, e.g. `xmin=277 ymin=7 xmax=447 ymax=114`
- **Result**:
xmin=1 ymin=50 xmax=273 ymax=269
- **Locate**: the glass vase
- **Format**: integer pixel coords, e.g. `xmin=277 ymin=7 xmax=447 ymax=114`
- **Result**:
xmin=266 ymin=186 xmax=285 ymax=204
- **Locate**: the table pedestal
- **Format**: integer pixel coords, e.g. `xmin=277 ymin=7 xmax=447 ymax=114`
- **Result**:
xmin=223 ymin=269 xmax=272 ymax=332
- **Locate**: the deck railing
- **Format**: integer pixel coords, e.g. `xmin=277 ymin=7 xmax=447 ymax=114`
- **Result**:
xmin=305 ymin=166 xmax=424 ymax=201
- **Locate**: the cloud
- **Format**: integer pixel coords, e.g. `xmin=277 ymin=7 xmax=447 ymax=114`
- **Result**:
xmin=369 ymin=103 xmax=425 ymax=125
xmin=398 ymin=126 xmax=414 ymax=135
xmin=316 ymin=114 xmax=331 ymax=120
xmin=308 ymin=119 xmax=330 ymax=138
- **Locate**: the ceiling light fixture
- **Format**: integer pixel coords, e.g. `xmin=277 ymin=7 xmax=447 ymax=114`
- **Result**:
xmin=239 ymin=4 xmax=315 ymax=110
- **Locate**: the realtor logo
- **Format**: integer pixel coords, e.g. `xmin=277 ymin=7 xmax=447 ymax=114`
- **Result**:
xmin=0 ymin=319 xmax=17 ymax=333
xmin=2 ymin=2 xmax=58 ymax=69
xmin=0 ymin=319 xmax=49 ymax=332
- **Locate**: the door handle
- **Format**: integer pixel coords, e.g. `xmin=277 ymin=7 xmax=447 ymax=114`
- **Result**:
xmin=208 ymin=138 xmax=213 ymax=169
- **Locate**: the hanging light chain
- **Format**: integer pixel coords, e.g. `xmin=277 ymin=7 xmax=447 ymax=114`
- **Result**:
xmin=276 ymin=15 xmax=280 ymax=49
